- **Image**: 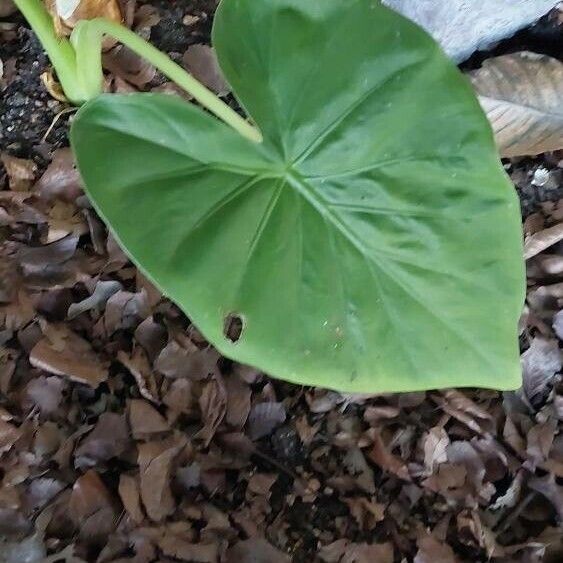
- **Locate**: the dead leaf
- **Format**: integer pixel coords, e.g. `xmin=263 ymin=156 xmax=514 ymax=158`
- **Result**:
xmin=117 ymin=348 xmax=158 ymax=402
xmin=30 ymin=326 xmax=108 ymax=388
xmin=0 ymin=419 xmax=21 ymax=454
xmin=74 ymin=412 xmax=130 ymax=467
xmin=67 ymin=280 xmax=122 ymax=319
xmin=36 ymin=148 xmax=82 ymax=202
xmin=521 ymin=337 xmax=562 ymax=406
xmin=156 ymin=341 xmax=218 ymax=380
xmin=471 ymin=53 xmax=563 ymax=157
xmin=118 ymin=473 xmax=144 ymax=524
xmin=159 ymin=536 xmax=219 ymax=562
xmin=47 ymin=0 xmax=122 ymax=35
xmin=128 ymin=399 xmax=169 ymax=439
xmin=0 ymin=0 xmax=15 ymax=17
xmin=0 ymin=153 xmax=36 ymax=191
xmin=183 ymin=44 xmax=230 ymax=96
xmin=342 ymin=542 xmax=394 ymax=563
xmin=138 ymin=437 xmax=184 ymax=522
xmin=68 ymin=470 xmax=118 ymax=544
xmin=367 ymin=428 xmax=410 ymax=481
xmin=524 ymin=223 xmax=563 ymax=260
xmin=529 ymin=473 xmax=563 ymax=520
xmin=196 ymin=375 xmax=227 ymax=445
xmin=414 ymin=533 xmax=459 ymax=563
xmin=422 ymin=426 xmax=450 ymax=474
xmin=226 ymin=538 xmax=290 ymax=563
xmin=247 ymin=402 xmax=286 ymax=440
xmin=224 ymin=374 xmax=251 ymax=428
xmin=22 ymin=375 xmax=65 ymax=416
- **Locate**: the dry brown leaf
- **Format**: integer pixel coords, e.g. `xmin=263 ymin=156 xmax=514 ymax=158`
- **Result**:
xmin=226 ymin=538 xmax=290 ymax=563
xmin=521 ymin=337 xmax=562 ymax=406
xmin=47 ymin=0 xmax=122 ymax=35
xmin=118 ymin=473 xmax=144 ymax=524
xmin=224 ymin=374 xmax=251 ymax=428
xmin=36 ymin=148 xmax=82 ymax=202
xmin=74 ymin=412 xmax=130 ymax=467
xmin=117 ymin=348 xmax=158 ymax=402
xmin=0 ymin=153 xmax=36 ymax=191
xmin=138 ymin=437 xmax=184 ymax=522
xmin=128 ymin=399 xmax=169 ymax=439
xmin=196 ymin=375 xmax=227 ymax=445
xmin=341 ymin=542 xmax=394 ymax=563
xmin=29 ymin=326 xmax=108 ymax=388
xmin=366 ymin=428 xmax=410 ymax=481
xmin=0 ymin=0 xmax=15 ymax=17
xmin=68 ymin=470 xmax=119 ymax=544
xmin=247 ymin=401 xmax=286 ymax=440
xmin=0 ymin=419 xmax=21 ymax=454
xmin=414 ymin=533 xmax=459 ymax=563
xmin=183 ymin=44 xmax=230 ymax=96
xmin=159 ymin=536 xmax=219 ymax=562
xmin=524 ymin=223 xmax=563 ymax=260
xmin=471 ymin=52 xmax=563 ymax=158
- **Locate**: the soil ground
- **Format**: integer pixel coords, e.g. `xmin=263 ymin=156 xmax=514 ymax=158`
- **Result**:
xmin=0 ymin=2 xmax=562 ymax=562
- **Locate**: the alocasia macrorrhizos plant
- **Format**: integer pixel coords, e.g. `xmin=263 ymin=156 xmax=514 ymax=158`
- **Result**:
xmin=22 ymin=0 xmax=526 ymax=392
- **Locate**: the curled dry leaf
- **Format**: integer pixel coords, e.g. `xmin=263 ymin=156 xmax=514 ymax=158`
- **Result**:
xmin=74 ymin=412 xmax=130 ymax=467
xmin=36 ymin=148 xmax=82 ymax=202
xmin=0 ymin=0 xmax=16 ymax=17
xmin=0 ymin=153 xmax=36 ymax=191
xmin=226 ymin=538 xmax=290 ymax=563
xmin=47 ymin=0 xmax=122 ymax=35
xmin=471 ymin=52 xmax=563 ymax=158
xmin=67 ymin=280 xmax=122 ymax=319
xmin=247 ymin=401 xmax=286 ymax=440
xmin=118 ymin=473 xmax=144 ymax=524
xmin=137 ymin=437 xmax=185 ymax=522
xmin=128 ymin=398 xmax=169 ymax=439
xmin=521 ymin=337 xmax=562 ymax=406
xmin=30 ymin=325 xmax=108 ymax=388
xmin=183 ymin=44 xmax=231 ymax=96
xmin=524 ymin=222 xmax=563 ymax=260
xmin=414 ymin=533 xmax=459 ymax=563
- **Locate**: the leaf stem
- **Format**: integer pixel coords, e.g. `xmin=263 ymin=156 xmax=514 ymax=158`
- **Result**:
xmin=12 ymin=0 xmax=262 ymax=142
xmin=74 ymin=18 xmax=262 ymax=143
xmin=12 ymin=0 xmax=96 ymax=103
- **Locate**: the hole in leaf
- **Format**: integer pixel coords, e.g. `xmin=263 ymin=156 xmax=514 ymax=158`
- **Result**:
xmin=224 ymin=313 xmax=244 ymax=343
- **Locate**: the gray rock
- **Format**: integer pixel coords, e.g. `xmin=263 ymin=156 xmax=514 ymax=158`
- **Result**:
xmin=383 ymin=0 xmax=559 ymax=62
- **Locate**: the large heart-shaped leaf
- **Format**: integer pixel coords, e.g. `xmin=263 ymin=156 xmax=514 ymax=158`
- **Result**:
xmin=70 ymin=0 xmax=525 ymax=393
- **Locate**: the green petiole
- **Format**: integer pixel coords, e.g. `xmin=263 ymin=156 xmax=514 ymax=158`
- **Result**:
xmin=12 ymin=0 xmax=262 ymax=143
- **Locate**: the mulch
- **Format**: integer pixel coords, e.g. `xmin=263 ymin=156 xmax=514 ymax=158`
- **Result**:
xmin=0 ymin=1 xmax=562 ymax=562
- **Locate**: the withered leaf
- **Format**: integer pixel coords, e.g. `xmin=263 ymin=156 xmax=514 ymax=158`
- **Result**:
xmin=471 ymin=52 xmax=563 ymax=158
xmin=118 ymin=473 xmax=144 ymax=524
xmin=30 ymin=327 xmax=108 ymax=388
xmin=247 ymin=402 xmax=286 ymax=440
xmin=524 ymin=223 xmax=563 ymax=260
xmin=196 ymin=375 xmax=227 ymax=446
xmin=129 ymin=399 xmax=169 ymax=439
xmin=36 ymin=148 xmax=82 ymax=202
xmin=414 ymin=533 xmax=458 ymax=563
xmin=224 ymin=374 xmax=251 ymax=428
xmin=138 ymin=437 xmax=184 ymax=522
xmin=226 ymin=538 xmax=290 ymax=563
xmin=159 ymin=536 xmax=219 ymax=562
xmin=74 ymin=412 xmax=130 ymax=467
xmin=521 ymin=337 xmax=562 ymax=406
xmin=183 ymin=44 xmax=230 ymax=96
xmin=0 ymin=153 xmax=36 ymax=191
xmin=67 ymin=280 xmax=122 ymax=319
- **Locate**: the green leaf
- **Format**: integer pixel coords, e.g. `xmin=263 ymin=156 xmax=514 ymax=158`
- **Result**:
xmin=70 ymin=0 xmax=525 ymax=393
